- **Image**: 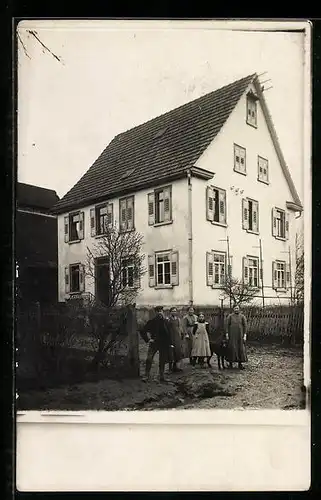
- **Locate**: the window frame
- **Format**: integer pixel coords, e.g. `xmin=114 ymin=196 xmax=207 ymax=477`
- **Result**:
xmin=119 ymin=195 xmax=135 ymax=233
xmin=148 ymin=185 xmax=173 ymax=227
xmin=148 ymin=250 xmax=179 ymax=289
xmin=233 ymin=143 xmax=247 ymax=175
xmin=65 ymin=263 xmax=85 ymax=295
xmin=242 ymin=197 xmax=259 ymax=234
xmin=68 ymin=211 xmax=83 ymax=243
xmin=272 ymin=207 xmax=288 ymax=240
xmin=212 ymin=251 xmax=227 ymax=287
xmin=243 ymin=255 xmax=260 ymax=288
xmin=206 ymin=185 xmax=227 ymax=227
xmin=121 ymin=257 xmax=136 ymax=289
xmin=246 ymin=93 xmax=258 ymax=128
xmin=273 ymin=260 xmax=286 ymax=290
xmin=155 ymin=251 xmax=172 ymax=287
xmin=257 ymin=155 xmax=269 ymax=184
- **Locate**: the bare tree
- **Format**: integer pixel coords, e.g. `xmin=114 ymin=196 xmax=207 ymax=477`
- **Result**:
xmin=294 ymin=231 xmax=304 ymax=304
xmin=85 ymin=223 xmax=145 ymax=369
xmin=221 ymin=274 xmax=257 ymax=307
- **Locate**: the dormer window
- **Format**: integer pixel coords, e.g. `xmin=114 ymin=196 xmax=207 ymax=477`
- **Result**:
xmin=246 ymin=92 xmax=258 ymax=127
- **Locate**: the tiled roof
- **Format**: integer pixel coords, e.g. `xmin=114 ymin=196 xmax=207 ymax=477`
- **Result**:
xmin=17 ymin=182 xmax=60 ymax=212
xmin=52 ymin=74 xmax=256 ymax=214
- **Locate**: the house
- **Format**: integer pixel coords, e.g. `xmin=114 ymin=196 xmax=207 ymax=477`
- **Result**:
xmin=52 ymin=73 xmax=303 ymax=308
xmin=16 ymin=182 xmax=60 ymax=307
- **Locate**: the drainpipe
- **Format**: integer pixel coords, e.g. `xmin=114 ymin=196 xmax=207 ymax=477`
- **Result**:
xmin=187 ymin=169 xmax=193 ymax=306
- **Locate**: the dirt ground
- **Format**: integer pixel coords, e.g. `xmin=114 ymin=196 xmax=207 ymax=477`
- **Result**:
xmin=18 ymin=344 xmax=305 ymax=411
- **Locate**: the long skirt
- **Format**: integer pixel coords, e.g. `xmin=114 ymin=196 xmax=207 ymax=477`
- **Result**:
xmin=191 ymin=332 xmax=211 ymax=358
xmin=227 ymin=332 xmax=248 ymax=363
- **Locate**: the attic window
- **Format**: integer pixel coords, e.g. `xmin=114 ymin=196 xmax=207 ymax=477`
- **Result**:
xmin=246 ymin=92 xmax=258 ymax=128
xmin=121 ymin=168 xmax=136 ymax=180
xmin=153 ymin=127 xmax=167 ymax=139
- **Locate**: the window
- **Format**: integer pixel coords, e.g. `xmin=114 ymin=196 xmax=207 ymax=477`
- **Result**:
xmin=272 ymin=208 xmax=289 ymax=240
xmin=65 ymin=264 xmax=85 ymax=294
xmin=119 ymin=196 xmax=135 ymax=232
xmin=243 ymin=256 xmax=259 ymax=287
xmin=148 ymin=186 xmax=172 ymax=225
xmin=206 ymin=186 xmax=226 ymax=225
xmin=258 ymin=156 xmax=269 ymax=183
xmin=272 ymin=260 xmax=290 ymax=290
xmin=121 ymin=258 xmax=135 ymax=288
xmin=148 ymin=251 xmax=179 ymax=288
xmin=242 ymin=198 xmax=259 ymax=233
xmin=246 ymin=93 xmax=257 ymax=127
xmin=206 ymin=251 xmax=230 ymax=287
xmin=90 ymin=203 xmax=113 ymax=237
xmin=234 ymin=144 xmax=246 ymax=174
xmin=64 ymin=211 xmax=84 ymax=243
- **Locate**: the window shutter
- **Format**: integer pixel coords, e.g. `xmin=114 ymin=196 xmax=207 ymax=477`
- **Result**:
xmin=206 ymin=186 xmax=215 ymax=221
xmin=119 ymin=199 xmax=127 ymax=231
xmin=286 ymin=263 xmax=290 ymax=290
xmin=64 ymin=216 xmax=69 ymax=243
xmin=240 ymin=148 xmax=246 ymax=171
xmin=90 ymin=208 xmax=96 ymax=237
xmin=64 ymin=266 xmax=70 ymax=294
xmin=127 ymin=197 xmax=134 ymax=230
xmin=285 ymin=212 xmax=289 ymax=240
xmin=272 ymin=208 xmax=277 ymax=237
xmin=170 ymin=251 xmax=179 ymax=286
xmin=228 ymin=255 xmax=233 ymax=278
xmin=79 ymin=264 xmax=85 ymax=292
xmin=148 ymin=192 xmax=155 ymax=226
xmin=163 ymin=187 xmax=172 ymax=222
xmin=79 ymin=211 xmax=85 ymax=239
xmin=133 ymin=263 xmax=140 ymax=289
xmin=107 ymin=203 xmax=113 ymax=228
xmin=148 ymin=254 xmax=155 ymax=287
xmin=206 ymin=252 xmax=214 ymax=286
xmin=243 ymin=257 xmax=249 ymax=284
xmin=272 ymin=261 xmax=278 ymax=289
xmin=234 ymin=145 xmax=240 ymax=170
xmin=218 ymin=189 xmax=226 ymax=224
xmin=242 ymin=199 xmax=249 ymax=230
xmin=252 ymin=201 xmax=259 ymax=233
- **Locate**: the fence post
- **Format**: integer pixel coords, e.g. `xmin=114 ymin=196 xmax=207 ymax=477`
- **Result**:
xmin=126 ymin=304 xmax=140 ymax=377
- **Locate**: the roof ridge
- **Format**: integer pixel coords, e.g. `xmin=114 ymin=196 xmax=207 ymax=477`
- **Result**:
xmin=114 ymin=73 xmax=257 ymax=140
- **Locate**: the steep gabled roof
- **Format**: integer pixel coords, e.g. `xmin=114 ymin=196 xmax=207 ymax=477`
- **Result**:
xmin=52 ymin=74 xmax=256 ymax=214
xmin=17 ymin=182 xmax=60 ymax=211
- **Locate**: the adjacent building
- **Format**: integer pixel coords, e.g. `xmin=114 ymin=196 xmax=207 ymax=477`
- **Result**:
xmin=17 ymin=182 xmax=60 ymax=307
xmin=52 ymin=74 xmax=303 ymax=308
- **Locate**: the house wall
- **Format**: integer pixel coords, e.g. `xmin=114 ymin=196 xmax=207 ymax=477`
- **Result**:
xmin=57 ymin=178 xmax=190 ymax=305
xmin=192 ymin=82 xmax=299 ymax=306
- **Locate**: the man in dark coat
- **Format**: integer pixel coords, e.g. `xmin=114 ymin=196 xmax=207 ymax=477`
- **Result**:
xmin=140 ymin=306 xmax=174 ymax=382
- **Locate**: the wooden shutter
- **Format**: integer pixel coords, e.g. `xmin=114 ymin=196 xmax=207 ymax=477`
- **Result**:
xmin=163 ymin=186 xmax=172 ymax=222
xmin=243 ymin=257 xmax=249 ymax=284
xmin=119 ymin=199 xmax=127 ymax=231
xmin=242 ymin=199 xmax=249 ymax=230
xmin=78 ymin=211 xmax=85 ymax=239
xmin=285 ymin=212 xmax=289 ymax=240
xmin=64 ymin=266 xmax=70 ymax=294
xmin=79 ymin=264 xmax=85 ymax=292
xmin=272 ymin=208 xmax=277 ymax=237
xmin=148 ymin=254 xmax=155 ymax=287
xmin=133 ymin=262 xmax=140 ymax=289
xmin=240 ymin=147 xmax=246 ymax=172
xmin=127 ymin=197 xmax=134 ymax=231
xmin=64 ymin=216 xmax=69 ymax=243
xmin=107 ymin=203 xmax=113 ymax=228
xmin=206 ymin=252 xmax=214 ymax=286
xmin=252 ymin=201 xmax=259 ymax=233
xmin=90 ymin=208 xmax=96 ymax=237
xmin=171 ymin=251 xmax=179 ymax=286
xmin=228 ymin=255 xmax=233 ymax=278
xmin=148 ymin=192 xmax=155 ymax=226
xmin=206 ymin=186 xmax=214 ymax=221
xmin=218 ymin=189 xmax=226 ymax=224
xmin=286 ymin=263 xmax=290 ymax=290
xmin=272 ymin=261 xmax=278 ymax=289
xmin=234 ymin=145 xmax=240 ymax=170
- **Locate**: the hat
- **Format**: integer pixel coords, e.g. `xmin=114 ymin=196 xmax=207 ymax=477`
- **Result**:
xmin=154 ymin=305 xmax=164 ymax=312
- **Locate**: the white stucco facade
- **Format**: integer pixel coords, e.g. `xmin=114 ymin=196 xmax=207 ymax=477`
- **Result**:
xmin=57 ymin=82 xmax=302 ymax=307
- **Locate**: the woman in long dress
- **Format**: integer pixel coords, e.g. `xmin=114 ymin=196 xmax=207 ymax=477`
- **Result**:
xmin=191 ymin=312 xmax=211 ymax=367
xmin=182 ymin=306 xmax=198 ymax=364
xmin=168 ymin=307 xmax=184 ymax=372
xmin=225 ymin=305 xmax=248 ymax=369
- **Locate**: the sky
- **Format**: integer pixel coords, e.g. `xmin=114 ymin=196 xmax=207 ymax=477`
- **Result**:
xmin=17 ymin=20 xmax=306 ymax=203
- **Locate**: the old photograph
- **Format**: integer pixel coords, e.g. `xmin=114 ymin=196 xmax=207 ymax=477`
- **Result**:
xmin=17 ymin=21 xmax=308 ymax=414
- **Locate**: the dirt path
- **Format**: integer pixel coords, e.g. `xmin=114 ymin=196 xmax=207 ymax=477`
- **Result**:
xmin=18 ymin=345 xmax=305 ymax=411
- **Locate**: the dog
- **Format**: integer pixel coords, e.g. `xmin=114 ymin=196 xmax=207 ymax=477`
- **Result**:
xmin=208 ymin=337 xmax=229 ymax=370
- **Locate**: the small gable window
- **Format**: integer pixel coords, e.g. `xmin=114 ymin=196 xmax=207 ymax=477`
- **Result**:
xmin=246 ymin=92 xmax=257 ymax=127
xmin=234 ymin=144 xmax=246 ymax=174
xmin=258 ymin=156 xmax=269 ymax=183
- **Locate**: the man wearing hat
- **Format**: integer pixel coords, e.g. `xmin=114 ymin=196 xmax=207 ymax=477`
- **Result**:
xmin=140 ymin=305 xmax=174 ymax=382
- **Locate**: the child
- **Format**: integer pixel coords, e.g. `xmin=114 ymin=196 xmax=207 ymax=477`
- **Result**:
xmin=191 ymin=312 xmax=211 ymax=367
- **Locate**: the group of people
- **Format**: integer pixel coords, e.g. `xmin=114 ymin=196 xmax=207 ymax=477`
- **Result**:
xmin=140 ymin=304 xmax=248 ymax=382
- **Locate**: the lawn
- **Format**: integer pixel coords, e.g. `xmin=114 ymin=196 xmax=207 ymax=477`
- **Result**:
xmin=17 ymin=342 xmax=305 ymax=411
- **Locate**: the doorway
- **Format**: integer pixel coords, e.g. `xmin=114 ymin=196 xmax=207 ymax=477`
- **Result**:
xmin=95 ymin=257 xmax=110 ymax=306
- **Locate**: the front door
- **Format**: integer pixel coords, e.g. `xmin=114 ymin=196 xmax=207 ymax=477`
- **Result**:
xmin=95 ymin=257 xmax=110 ymax=306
